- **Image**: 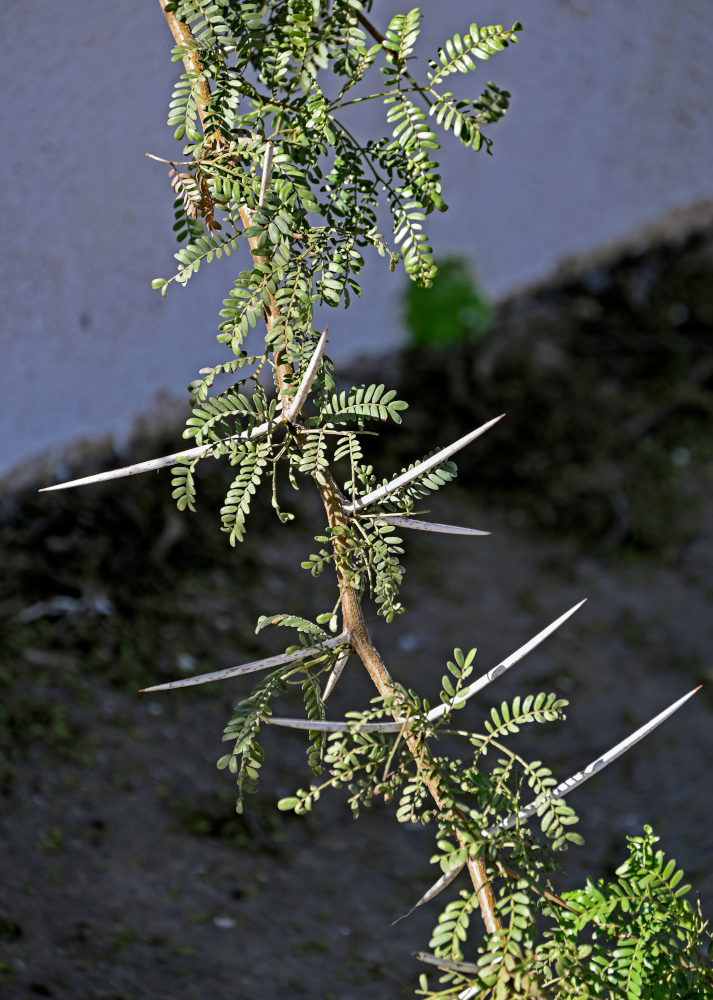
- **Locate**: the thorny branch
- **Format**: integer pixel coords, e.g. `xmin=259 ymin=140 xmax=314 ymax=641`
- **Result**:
xmin=155 ymin=0 xmax=501 ymax=938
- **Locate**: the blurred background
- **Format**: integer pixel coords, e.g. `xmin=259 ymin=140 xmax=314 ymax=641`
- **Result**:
xmin=1 ymin=2 xmax=712 ymax=998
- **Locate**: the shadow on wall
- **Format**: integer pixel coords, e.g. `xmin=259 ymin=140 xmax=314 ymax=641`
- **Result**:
xmin=382 ymin=227 xmax=713 ymax=551
xmin=402 ymin=257 xmax=494 ymax=347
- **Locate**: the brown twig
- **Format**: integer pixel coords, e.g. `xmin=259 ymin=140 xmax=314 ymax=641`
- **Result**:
xmin=157 ymin=1 xmax=214 ymax=125
xmin=355 ymin=9 xmax=385 ymax=46
xmin=488 ymin=855 xmax=577 ymax=914
xmin=155 ymin=0 xmax=501 ymax=937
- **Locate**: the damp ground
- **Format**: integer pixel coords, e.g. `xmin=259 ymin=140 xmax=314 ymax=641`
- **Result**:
xmin=2 ymin=227 xmax=713 ymax=999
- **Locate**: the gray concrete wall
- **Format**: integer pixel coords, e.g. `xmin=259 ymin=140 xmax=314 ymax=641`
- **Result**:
xmin=2 ymin=1 xmax=712 ymax=480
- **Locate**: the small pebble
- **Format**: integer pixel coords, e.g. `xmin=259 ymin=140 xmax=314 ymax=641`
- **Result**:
xmin=667 ymin=303 xmax=689 ymax=325
xmin=397 ymin=633 xmax=422 ymax=653
xmin=177 ymin=651 xmax=196 ymax=672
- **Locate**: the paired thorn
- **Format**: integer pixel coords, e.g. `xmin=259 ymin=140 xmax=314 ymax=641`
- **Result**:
xmin=343 ymin=414 xmax=505 ymax=514
xmin=140 ymin=632 xmax=349 ymax=692
xmin=266 ymin=600 xmax=586 ymax=734
xmin=40 ymin=363 xmax=486 ymax=499
xmin=489 ymin=686 xmax=701 ymax=834
xmin=376 ymin=515 xmax=489 ymax=537
xmin=39 ymin=332 xmax=330 ymax=494
xmin=399 ymin=686 xmax=701 ymax=929
xmin=38 ymin=423 xmax=269 ymax=493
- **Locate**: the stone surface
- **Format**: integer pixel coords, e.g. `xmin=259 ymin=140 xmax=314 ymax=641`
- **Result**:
xmin=3 ymin=0 xmax=713 ymax=476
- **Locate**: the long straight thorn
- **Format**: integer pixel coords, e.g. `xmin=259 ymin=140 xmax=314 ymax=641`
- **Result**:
xmin=377 ymin=515 xmax=490 ymax=537
xmin=490 ymin=686 xmax=702 ymax=834
xmin=258 ymin=139 xmax=275 ymax=207
xmin=140 ymin=633 xmax=348 ymax=692
xmin=393 ymin=862 xmax=466 ymax=925
xmin=343 ymin=414 xmax=505 ymax=514
xmin=322 ymin=647 xmax=349 ymax=701
xmin=266 ymin=715 xmax=402 ymax=733
xmin=39 ymin=422 xmax=270 ymax=493
xmin=285 ymin=327 xmax=328 ymax=422
xmin=413 ymin=952 xmax=480 ymax=976
xmin=426 ymin=600 xmax=587 ymax=724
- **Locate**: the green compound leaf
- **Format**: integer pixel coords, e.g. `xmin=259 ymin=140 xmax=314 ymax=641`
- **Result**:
xmin=220 ymin=439 xmax=272 ymax=546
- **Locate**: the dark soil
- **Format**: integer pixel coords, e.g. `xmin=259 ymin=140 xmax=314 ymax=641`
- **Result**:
xmin=2 ymin=227 xmax=713 ymax=1000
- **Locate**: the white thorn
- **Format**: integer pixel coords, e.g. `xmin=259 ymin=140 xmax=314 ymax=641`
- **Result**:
xmin=393 ymin=863 xmax=466 ymax=925
xmin=322 ymin=647 xmax=349 ymax=701
xmin=266 ymin=715 xmax=401 ymax=733
xmin=140 ymin=633 xmax=348 ymax=692
xmin=268 ymin=603 xmax=586 ymax=735
xmin=414 ymin=952 xmax=480 ymax=976
xmin=284 ymin=327 xmax=328 ymax=421
xmin=343 ymin=415 xmax=505 ymax=514
xmin=376 ymin=515 xmax=489 ymax=536
xmin=258 ymin=139 xmax=275 ymax=207
xmin=426 ymin=600 xmax=587 ymax=724
xmin=489 ymin=686 xmax=701 ymax=834
xmin=39 ymin=422 xmax=270 ymax=493
xmin=459 ymin=985 xmax=483 ymax=1000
